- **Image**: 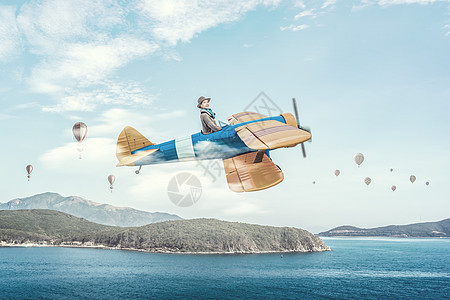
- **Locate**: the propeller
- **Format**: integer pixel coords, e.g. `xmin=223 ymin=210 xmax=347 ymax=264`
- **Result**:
xmin=292 ymin=98 xmax=312 ymax=158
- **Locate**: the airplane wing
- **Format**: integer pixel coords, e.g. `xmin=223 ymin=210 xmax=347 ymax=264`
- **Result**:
xmin=227 ymin=111 xmax=268 ymax=125
xmin=235 ymin=120 xmax=311 ymax=150
xmin=223 ymin=151 xmax=283 ymax=192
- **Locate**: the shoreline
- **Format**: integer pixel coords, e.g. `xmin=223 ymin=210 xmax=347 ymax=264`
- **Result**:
xmin=319 ymin=236 xmax=449 ymax=239
xmin=0 ymin=243 xmax=331 ymax=254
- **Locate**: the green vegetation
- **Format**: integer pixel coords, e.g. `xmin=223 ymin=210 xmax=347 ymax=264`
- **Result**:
xmin=319 ymin=218 xmax=450 ymax=237
xmin=0 ymin=210 xmax=329 ymax=253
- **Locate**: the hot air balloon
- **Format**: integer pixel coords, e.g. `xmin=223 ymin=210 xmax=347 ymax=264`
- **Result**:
xmin=354 ymin=153 xmax=364 ymax=168
xmin=410 ymin=175 xmax=416 ymax=184
xmin=108 ymin=175 xmax=115 ymax=192
xmin=364 ymin=177 xmax=371 ymax=186
xmin=426 ymin=181 xmax=430 ymax=186
xmin=390 ymin=168 xmax=393 ymax=172
xmin=334 ymin=170 xmax=340 ymax=177
xmin=73 ymin=122 xmax=87 ymax=159
xmin=391 ymin=185 xmax=396 ymax=191
xmin=26 ymin=165 xmax=33 ymax=181
xmin=312 ymin=181 xmax=316 ymax=185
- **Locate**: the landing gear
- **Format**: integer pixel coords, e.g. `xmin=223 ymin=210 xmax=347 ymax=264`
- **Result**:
xmin=135 ymin=166 xmax=142 ymax=175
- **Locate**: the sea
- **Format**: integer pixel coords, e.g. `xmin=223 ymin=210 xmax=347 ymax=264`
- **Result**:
xmin=0 ymin=238 xmax=448 ymax=299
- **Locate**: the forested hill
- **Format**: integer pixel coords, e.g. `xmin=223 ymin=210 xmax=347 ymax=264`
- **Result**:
xmin=319 ymin=218 xmax=450 ymax=238
xmin=0 ymin=210 xmax=330 ymax=253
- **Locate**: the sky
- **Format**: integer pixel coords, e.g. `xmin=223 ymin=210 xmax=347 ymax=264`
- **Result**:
xmin=0 ymin=0 xmax=449 ymax=233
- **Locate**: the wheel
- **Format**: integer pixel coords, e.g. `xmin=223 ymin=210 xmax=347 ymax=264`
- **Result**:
xmin=135 ymin=170 xmax=140 ymax=175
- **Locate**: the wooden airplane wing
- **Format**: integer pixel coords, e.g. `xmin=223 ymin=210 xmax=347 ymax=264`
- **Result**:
xmin=235 ymin=120 xmax=311 ymax=150
xmin=223 ymin=152 xmax=283 ymax=192
xmin=227 ymin=111 xmax=268 ymax=125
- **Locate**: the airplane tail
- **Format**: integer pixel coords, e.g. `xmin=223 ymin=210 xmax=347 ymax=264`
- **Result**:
xmin=116 ymin=126 xmax=158 ymax=167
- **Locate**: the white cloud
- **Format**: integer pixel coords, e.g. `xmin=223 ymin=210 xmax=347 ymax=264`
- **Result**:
xmin=280 ymin=24 xmax=310 ymax=31
xmin=376 ymin=0 xmax=449 ymax=5
xmin=294 ymin=9 xmax=317 ymax=19
xmin=0 ymin=6 xmax=22 ymax=61
xmin=293 ymin=0 xmax=307 ymax=9
xmin=136 ymin=0 xmax=282 ymax=45
xmin=87 ymin=107 xmax=186 ymax=139
xmin=321 ymin=0 xmax=337 ymax=9
xmin=40 ymin=137 xmax=116 ymax=168
xmin=41 ymin=79 xmax=157 ymax=112
xmin=4 ymin=0 xmax=285 ymax=112
xmin=0 ymin=113 xmax=13 ymax=120
xmin=16 ymin=0 xmax=125 ymax=55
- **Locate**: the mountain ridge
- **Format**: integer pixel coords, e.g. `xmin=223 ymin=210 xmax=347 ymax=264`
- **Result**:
xmin=319 ymin=218 xmax=450 ymax=237
xmin=0 ymin=192 xmax=182 ymax=227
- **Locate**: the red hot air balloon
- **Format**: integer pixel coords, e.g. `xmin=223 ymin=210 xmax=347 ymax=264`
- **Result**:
xmin=26 ymin=165 xmax=33 ymax=181
xmin=334 ymin=170 xmax=340 ymax=177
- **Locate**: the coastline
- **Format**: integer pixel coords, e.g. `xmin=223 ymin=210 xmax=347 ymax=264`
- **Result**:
xmin=0 ymin=242 xmax=331 ymax=254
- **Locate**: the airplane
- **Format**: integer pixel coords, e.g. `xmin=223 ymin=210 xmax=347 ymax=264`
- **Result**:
xmin=115 ymin=98 xmax=312 ymax=192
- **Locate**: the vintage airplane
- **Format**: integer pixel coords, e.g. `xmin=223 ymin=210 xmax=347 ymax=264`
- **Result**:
xmin=116 ymin=98 xmax=311 ymax=192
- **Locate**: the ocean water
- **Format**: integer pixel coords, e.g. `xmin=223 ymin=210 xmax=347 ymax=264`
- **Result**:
xmin=0 ymin=238 xmax=449 ymax=299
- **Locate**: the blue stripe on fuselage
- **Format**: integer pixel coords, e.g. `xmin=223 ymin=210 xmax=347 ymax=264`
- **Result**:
xmin=131 ymin=115 xmax=286 ymax=165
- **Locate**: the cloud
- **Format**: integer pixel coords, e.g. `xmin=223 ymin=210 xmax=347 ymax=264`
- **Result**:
xmin=0 ymin=113 xmax=14 ymax=120
xmin=321 ymin=0 xmax=337 ymax=9
xmin=0 ymin=6 xmax=22 ymax=61
xmin=294 ymin=9 xmax=317 ymax=19
xmin=376 ymin=0 xmax=449 ymax=5
xmin=136 ymin=0 xmax=282 ymax=45
xmin=0 ymin=0 xmax=284 ymax=112
xmin=40 ymin=137 xmax=116 ymax=169
xmin=280 ymin=24 xmax=310 ymax=31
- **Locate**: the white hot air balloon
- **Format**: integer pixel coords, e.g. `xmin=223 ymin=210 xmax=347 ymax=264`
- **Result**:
xmin=334 ymin=170 xmax=340 ymax=177
xmin=354 ymin=153 xmax=364 ymax=168
xmin=391 ymin=185 xmax=396 ymax=191
xmin=364 ymin=177 xmax=371 ymax=186
xmin=108 ymin=175 xmax=116 ymax=192
xmin=73 ymin=122 xmax=87 ymax=159
xmin=410 ymin=175 xmax=416 ymax=184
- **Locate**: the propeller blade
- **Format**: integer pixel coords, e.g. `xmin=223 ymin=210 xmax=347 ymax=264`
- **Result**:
xmin=301 ymin=143 xmax=307 ymax=158
xmin=292 ymin=98 xmax=301 ymax=127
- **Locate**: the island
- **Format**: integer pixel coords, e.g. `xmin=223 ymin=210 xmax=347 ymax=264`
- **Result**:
xmin=319 ymin=218 xmax=449 ymax=238
xmin=0 ymin=209 xmax=330 ymax=254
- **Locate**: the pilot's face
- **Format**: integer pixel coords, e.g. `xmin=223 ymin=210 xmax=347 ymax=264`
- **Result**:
xmin=201 ymin=100 xmax=210 ymax=109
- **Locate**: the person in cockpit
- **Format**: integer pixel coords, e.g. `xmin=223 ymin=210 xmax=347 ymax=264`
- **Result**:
xmin=197 ymin=96 xmax=222 ymax=134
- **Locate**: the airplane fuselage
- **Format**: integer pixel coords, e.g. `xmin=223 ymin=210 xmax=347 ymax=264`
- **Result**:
xmin=132 ymin=115 xmax=290 ymax=166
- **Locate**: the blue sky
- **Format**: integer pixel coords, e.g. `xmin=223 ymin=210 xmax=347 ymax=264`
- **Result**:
xmin=0 ymin=0 xmax=449 ymax=232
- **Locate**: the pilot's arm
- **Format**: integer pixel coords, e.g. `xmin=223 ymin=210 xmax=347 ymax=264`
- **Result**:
xmin=201 ymin=113 xmax=222 ymax=133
